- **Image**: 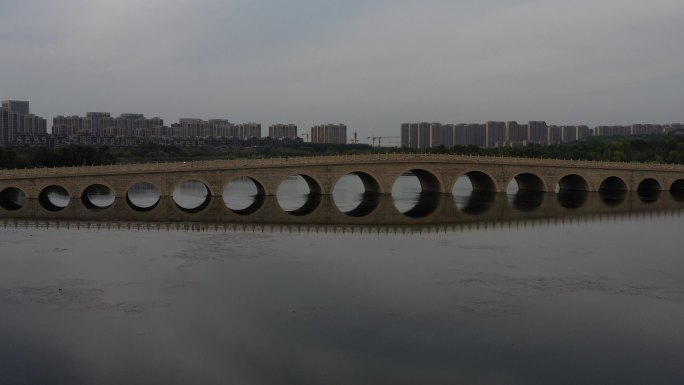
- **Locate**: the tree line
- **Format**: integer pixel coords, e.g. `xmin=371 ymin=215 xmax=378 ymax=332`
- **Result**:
xmin=2 ymin=135 xmax=684 ymax=169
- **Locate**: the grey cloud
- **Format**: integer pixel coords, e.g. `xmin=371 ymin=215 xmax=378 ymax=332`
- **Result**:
xmin=1 ymin=0 xmax=683 ymax=137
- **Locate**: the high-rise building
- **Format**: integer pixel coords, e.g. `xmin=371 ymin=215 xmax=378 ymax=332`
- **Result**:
xmin=528 ymin=121 xmax=548 ymax=145
xmin=2 ymin=100 xmax=30 ymax=115
xmin=594 ymin=125 xmax=630 ymax=137
xmin=269 ymin=124 xmax=297 ymax=140
xmin=1 ymin=100 xmax=47 ymax=147
xmin=311 ymin=124 xmax=347 ymax=144
xmin=486 ymin=121 xmax=506 ymax=148
xmin=443 ymin=124 xmax=455 ymax=148
xmin=409 ymin=123 xmax=419 ymax=149
xmin=0 ymin=108 xmax=9 ymax=147
xmin=429 ymin=122 xmax=444 ymax=148
xmin=54 ymin=113 xmax=161 ymax=139
xmin=86 ymin=112 xmax=111 ymax=136
xmin=506 ymin=121 xmax=527 ymax=146
xmin=577 ymin=125 xmax=592 ymax=140
xmin=401 ymin=123 xmax=410 ymax=148
xmin=631 ymin=124 xmax=667 ymax=136
xmin=548 ymin=125 xmax=561 ymax=145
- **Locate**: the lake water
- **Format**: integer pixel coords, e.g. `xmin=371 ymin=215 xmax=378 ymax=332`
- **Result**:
xmin=1 ymin=175 xmax=684 ymax=384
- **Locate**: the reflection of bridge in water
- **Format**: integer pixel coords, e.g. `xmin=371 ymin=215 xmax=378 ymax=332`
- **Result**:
xmin=2 ymin=191 xmax=684 ymax=234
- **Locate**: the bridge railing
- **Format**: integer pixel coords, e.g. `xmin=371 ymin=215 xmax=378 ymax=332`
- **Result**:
xmin=2 ymin=153 xmax=684 ymax=179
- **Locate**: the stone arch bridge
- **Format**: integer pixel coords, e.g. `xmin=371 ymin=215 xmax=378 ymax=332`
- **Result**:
xmin=1 ymin=154 xmax=684 ymax=214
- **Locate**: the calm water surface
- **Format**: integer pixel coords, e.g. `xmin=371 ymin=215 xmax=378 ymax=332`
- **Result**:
xmin=1 ymin=176 xmax=684 ymax=384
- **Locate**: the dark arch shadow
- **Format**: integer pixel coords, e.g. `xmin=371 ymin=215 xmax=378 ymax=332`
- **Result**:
xmin=226 ymin=177 xmax=266 ymax=216
xmin=558 ymin=174 xmax=589 ymax=192
xmin=511 ymin=190 xmax=545 ymax=212
xmin=512 ymin=173 xmax=545 ymax=191
xmin=460 ymin=190 xmax=496 ymax=215
xmin=81 ymin=184 xmax=115 ymax=210
xmin=402 ymin=192 xmax=443 ymax=218
xmin=670 ymin=179 xmax=684 ymax=202
xmin=126 ymin=182 xmax=161 ymax=212
xmin=335 ymin=172 xmax=382 ymax=217
xmin=38 ymin=185 xmax=70 ymax=212
xmin=557 ymin=190 xmax=588 ymax=209
xmin=173 ymin=180 xmax=212 ymax=214
xmin=409 ymin=169 xmax=443 ymax=193
xmin=599 ymin=176 xmax=628 ymax=206
xmin=636 ymin=178 xmax=661 ymax=203
xmin=0 ymin=187 xmax=27 ymax=211
xmin=464 ymin=171 xmax=497 ymax=192
xmin=279 ymin=174 xmax=323 ymax=216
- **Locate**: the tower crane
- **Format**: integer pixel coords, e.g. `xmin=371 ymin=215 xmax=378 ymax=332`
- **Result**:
xmin=367 ymin=135 xmax=400 ymax=147
xmin=300 ymin=132 xmax=309 ymax=142
xmin=348 ymin=131 xmax=360 ymax=144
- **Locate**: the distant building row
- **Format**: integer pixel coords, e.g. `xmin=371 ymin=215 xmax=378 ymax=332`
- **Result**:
xmin=0 ymin=100 xmax=48 ymax=147
xmin=401 ymin=121 xmax=684 ymax=149
xmin=0 ymin=99 xmax=355 ymax=148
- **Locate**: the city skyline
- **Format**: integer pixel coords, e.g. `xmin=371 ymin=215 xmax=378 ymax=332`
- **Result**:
xmin=4 ymin=98 xmax=684 ymax=149
xmin=1 ymin=1 xmax=683 ymax=137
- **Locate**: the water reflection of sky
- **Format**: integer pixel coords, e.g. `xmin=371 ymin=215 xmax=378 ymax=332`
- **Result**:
xmin=1 ymin=177 xmax=684 ymax=384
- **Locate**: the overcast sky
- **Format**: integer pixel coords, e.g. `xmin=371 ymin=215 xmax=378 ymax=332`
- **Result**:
xmin=1 ymin=0 xmax=683 ymax=141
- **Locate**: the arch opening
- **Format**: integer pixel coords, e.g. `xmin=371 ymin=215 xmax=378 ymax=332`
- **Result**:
xmin=599 ymin=176 xmax=627 ymax=193
xmin=0 ymin=187 xmax=27 ymax=211
xmin=126 ymin=182 xmax=161 ymax=212
xmin=223 ymin=177 xmax=266 ymax=215
xmin=452 ymin=174 xmax=495 ymax=214
xmin=670 ymin=179 xmax=684 ymax=192
xmin=557 ymin=174 xmax=589 ymax=192
xmin=507 ymin=173 xmax=545 ymax=211
xmin=38 ymin=185 xmax=70 ymax=212
xmin=410 ymin=169 xmax=443 ymax=193
xmin=81 ymin=184 xmax=115 ymax=209
xmin=599 ymin=176 xmax=627 ymax=206
xmin=333 ymin=172 xmax=381 ymax=217
xmin=507 ymin=173 xmax=545 ymax=193
xmin=637 ymin=178 xmax=661 ymax=203
xmin=670 ymin=179 xmax=684 ymax=201
xmin=277 ymin=174 xmax=322 ymax=216
xmin=173 ymin=180 xmax=211 ymax=213
xmin=392 ymin=171 xmax=440 ymax=218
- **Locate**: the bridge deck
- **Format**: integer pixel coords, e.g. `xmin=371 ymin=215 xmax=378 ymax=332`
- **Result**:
xmin=1 ymin=154 xmax=684 ymax=179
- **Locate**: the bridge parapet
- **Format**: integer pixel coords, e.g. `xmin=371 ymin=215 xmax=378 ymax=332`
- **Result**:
xmin=2 ymin=154 xmax=684 ymax=200
xmin=2 ymin=153 xmax=684 ymax=180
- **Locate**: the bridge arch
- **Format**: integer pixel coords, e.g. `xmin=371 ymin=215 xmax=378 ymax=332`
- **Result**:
xmin=38 ymin=184 xmax=72 ymax=212
xmin=395 ymin=168 xmax=445 ymax=194
xmin=80 ymin=183 xmax=116 ymax=210
xmin=332 ymin=171 xmax=383 ymax=217
xmin=599 ymin=176 xmax=628 ymax=193
xmin=276 ymin=173 xmax=324 ymax=216
xmin=0 ymin=187 xmax=27 ymax=211
xmin=123 ymin=180 xmax=163 ymax=198
xmin=125 ymin=181 xmax=162 ymax=212
xmin=557 ymin=174 xmax=590 ymax=192
xmin=450 ymin=170 xmax=499 ymax=193
xmin=223 ymin=176 xmax=267 ymax=215
xmin=636 ymin=178 xmax=662 ymax=203
xmin=670 ymin=179 xmax=684 ymax=193
xmin=171 ymin=177 xmax=216 ymax=197
xmin=508 ymin=173 xmax=547 ymax=192
xmin=332 ymin=171 xmax=383 ymax=195
xmin=276 ymin=173 xmax=324 ymax=195
xmin=637 ymin=178 xmax=662 ymax=193
xmin=172 ymin=179 xmax=213 ymax=213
